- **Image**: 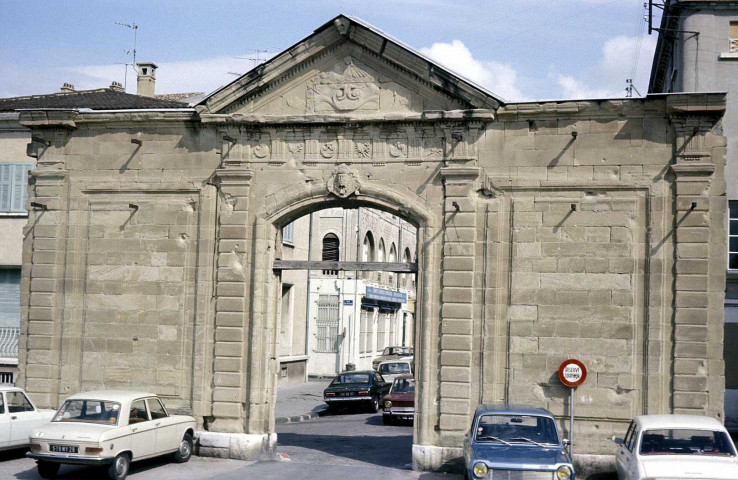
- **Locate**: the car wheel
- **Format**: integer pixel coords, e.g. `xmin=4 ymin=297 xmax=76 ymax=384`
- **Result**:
xmin=173 ymin=432 xmax=193 ymax=463
xmin=370 ymin=395 xmax=379 ymax=413
xmin=107 ymin=453 xmax=130 ymax=480
xmin=382 ymin=415 xmax=392 ymax=425
xmin=37 ymin=461 xmax=60 ymax=479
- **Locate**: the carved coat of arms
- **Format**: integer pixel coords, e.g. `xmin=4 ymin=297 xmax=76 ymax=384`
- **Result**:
xmin=308 ymin=57 xmax=380 ymax=113
xmin=327 ymin=164 xmax=361 ymax=199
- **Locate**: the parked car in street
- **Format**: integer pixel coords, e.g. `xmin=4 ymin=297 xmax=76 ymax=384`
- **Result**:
xmin=0 ymin=386 xmax=55 ymax=451
xmin=376 ymin=358 xmax=414 ymax=383
xmin=372 ymin=346 xmax=413 ymax=370
xmin=614 ymin=414 xmax=738 ymax=480
xmin=27 ymin=390 xmax=196 ymax=480
xmin=323 ymin=370 xmax=391 ymax=412
xmin=381 ymin=374 xmax=414 ymax=425
xmin=463 ymin=404 xmax=574 ymax=480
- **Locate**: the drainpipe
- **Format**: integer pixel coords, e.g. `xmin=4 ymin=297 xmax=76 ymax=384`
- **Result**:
xmin=354 ymin=207 xmax=361 ymax=365
xmin=304 ymin=212 xmax=314 ymax=382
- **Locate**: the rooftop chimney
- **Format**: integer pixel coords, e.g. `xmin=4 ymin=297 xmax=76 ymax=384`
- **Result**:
xmin=109 ymin=81 xmax=125 ymax=93
xmin=60 ymin=83 xmax=75 ymax=92
xmin=136 ymin=62 xmax=158 ymax=97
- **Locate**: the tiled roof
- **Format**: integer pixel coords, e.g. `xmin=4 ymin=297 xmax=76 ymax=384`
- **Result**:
xmin=0 ymin=88 xmax=189 ymax=112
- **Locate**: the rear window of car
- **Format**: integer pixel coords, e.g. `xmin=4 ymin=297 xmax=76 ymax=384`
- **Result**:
xmin=391 ymin=378 xmax=415 ymax=394
xmin=639 ymin=428 xmax=736 ymax=456
xmin=476 ymin=414 xmax=559 ymax=445
xmin=379 ymin=362 xmax=411 ymax=375
xmin=54 ymin=399 xmax=122 ymax=425
xmin=332 ymin=373 xmax=371 ymax=384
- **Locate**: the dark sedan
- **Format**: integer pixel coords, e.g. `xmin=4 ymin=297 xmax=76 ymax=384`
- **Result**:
xmin=323 ymin=370 xmax=391 ymax=412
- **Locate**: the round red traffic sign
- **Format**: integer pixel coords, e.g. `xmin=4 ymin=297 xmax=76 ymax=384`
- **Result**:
xmin=558 ymin=359 xmax=587 ymax=387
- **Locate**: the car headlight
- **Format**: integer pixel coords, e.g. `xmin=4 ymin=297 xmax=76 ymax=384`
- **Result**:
xmin=472 ymin=461 xmax=488 ymax=478
xmin=385 ymin=401 xmax=392 ymax=408
xmin=556 ymin=465 xmax=573 ymax=480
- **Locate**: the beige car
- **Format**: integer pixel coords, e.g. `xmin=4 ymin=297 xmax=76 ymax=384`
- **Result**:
xmin=27 ymin=390 xmax=195 ymax=480
xmin=0 ymin=386 xmax=55 ymax=451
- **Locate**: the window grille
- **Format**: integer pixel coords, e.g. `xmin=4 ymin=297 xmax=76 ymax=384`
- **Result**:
xmin=360 ymin=308 xmax=371 ymax=354
xmin=377 ymin=313 xmax=388 ymax=352
xmin=0 ymin=164 xmax=33 ymax=213
xmin=730 ymin=201 xmax=738 ymax=269
xmin=0 ymin=372 xmax=12 ymax=384
xmin=316 ymin=295 xmax=340 ymax=353
xmin=282 ymin=222 xmax=294 ymax=245
xmin=731 ymin=22 xmax=738 ymax=52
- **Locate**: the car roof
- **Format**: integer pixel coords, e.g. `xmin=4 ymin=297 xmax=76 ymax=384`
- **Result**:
xmin=65 ymin=390 xmax=158 ymax=403
xmin=0 ymin=386 xmax=27 ymax=393
xmin=392 ymin=374 xmax=414 ymax=380
xmin=475 ymin=404 xmax=556 ymax=418
xmin=337 ymin=370 xmax=374 ymax=375
xmin=634 ymin=414 xmax=727 ymax=431
xmin=378 ymin=358 xmax=413 ymax=365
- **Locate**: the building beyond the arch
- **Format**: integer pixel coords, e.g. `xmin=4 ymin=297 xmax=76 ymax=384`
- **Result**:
xmin=15 ymin=14 xmax=727 ymax=470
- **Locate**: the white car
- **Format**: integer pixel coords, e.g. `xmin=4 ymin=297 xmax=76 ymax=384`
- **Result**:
xmin=0 ymin=386 xmax=55 ymax=451
xmin=614 ymin=414 xmax=738 ymax=480
xmin=27 ymin=390 xmax=196 ymax=480
xmin=376 ymin=358 xmax=414 ymax=383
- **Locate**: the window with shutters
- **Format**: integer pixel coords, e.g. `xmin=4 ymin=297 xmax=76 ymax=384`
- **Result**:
xmin=730 ymin=201 xmax=738 ymax=270
xmin=282 ymin=222 xmax=295 ymax=245
xmin=322 ymin=233 xmax=339 ymax=275
xmin=316 ymin=295 xmax=340 ymax=353
xmin=360 ymin=308 xmax=371 ymax=354
xmin=0 ymin=164 xmax=33 ymax=214
xmin=731 ymin=21 xmax=738 ymax=53
xmin=377 ymin=313 xmax=388 ymax=352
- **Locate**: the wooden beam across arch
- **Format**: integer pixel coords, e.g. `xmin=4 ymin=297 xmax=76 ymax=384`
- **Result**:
xmin=272 ymin=260 xmax=417 ymax=273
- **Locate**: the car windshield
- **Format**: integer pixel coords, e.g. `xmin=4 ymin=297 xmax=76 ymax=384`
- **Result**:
xmin=53 ymin=399 xmax=122 ymax=425
xmin=391 ymin=378 xmax=415 ymax=394
xmin=475 ymin=414 xmax=559 ymax=445
xmin=639 ymin=428 xmax=737 ymax=456
xmin=331 ymin=373 xmax=371 ymax=385
xmin=379 ymin=362 xmax=411 ymax=375
xmin=383 ymin=347 xmax=412 ymax=356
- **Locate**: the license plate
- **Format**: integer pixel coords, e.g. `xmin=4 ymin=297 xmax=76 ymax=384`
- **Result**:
xmin=50 ymin=445 xmax=78 ymax=453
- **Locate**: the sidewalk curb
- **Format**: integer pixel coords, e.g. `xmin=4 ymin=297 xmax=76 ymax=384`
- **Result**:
xmin=275 ymin=405 xmax=328 ymax=424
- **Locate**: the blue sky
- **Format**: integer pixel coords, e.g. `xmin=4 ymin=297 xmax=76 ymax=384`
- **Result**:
xmin=1 ymin=0 xmax=660 ymax=101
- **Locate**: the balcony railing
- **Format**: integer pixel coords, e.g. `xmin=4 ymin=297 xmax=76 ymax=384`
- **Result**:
xmin=0 ymin=327 xmax=19 ymax=359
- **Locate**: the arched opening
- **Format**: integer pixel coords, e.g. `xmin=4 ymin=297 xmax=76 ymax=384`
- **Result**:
xmin=270 ymin=204 xmax=421 ymax=470
xmin=322 ymin=233 xmax=340 ymax=275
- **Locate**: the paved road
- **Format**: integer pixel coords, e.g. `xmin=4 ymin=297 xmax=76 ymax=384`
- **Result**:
xmin=0 ymin=408 xmax=459 ymax=480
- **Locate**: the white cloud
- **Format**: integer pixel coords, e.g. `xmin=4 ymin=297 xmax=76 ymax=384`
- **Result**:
xmin=420 ymin=40 xmax=528 ymax=101
xmin=550 ymin=33 xmax=657 ymax=99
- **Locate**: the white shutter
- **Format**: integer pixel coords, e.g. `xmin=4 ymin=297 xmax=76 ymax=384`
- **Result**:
xmin=11 ymin=164 xmax=31 ymax=212
xmin=0 ymin=270 xmax=21 ymax=327
xmin=0 ymin=165 xmax=10 ymax=212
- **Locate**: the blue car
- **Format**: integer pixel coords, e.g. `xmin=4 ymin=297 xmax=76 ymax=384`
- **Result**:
xmin=463 ymin=404 xmax=575 ymax=480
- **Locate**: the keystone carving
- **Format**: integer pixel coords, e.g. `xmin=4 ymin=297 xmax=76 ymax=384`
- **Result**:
xmin=327 ymin=164 xmax=361 ymax=199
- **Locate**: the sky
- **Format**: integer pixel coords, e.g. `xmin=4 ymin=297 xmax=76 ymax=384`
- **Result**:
xmin=0 ymin=0 xmax=662 ymax=102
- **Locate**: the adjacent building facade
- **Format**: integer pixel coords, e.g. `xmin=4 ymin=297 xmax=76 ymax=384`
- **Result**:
xmin=13 ymin=14 xmax=728 ymax=469
xmin=277 ymin=207 xmax=416 ymax=383
xmin=649 ymin=0 xmax=738 ymax=431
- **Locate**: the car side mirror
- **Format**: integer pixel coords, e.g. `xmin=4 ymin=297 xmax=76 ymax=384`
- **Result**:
xmin=563 ymin=438 xmax=570 ymax=446
xmin=612 ymin=436 xmax=624 ymax=445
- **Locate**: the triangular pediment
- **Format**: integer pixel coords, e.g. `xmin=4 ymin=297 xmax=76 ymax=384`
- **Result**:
xmin=197 ymin=15 xmax=503 ymax=117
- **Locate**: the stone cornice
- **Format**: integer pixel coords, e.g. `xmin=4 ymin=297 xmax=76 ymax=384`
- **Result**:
xmin=670 ymin=163 xmax=716 ymax=177
xmin=198 ymin=110 xmax=495 ymax=126
xmin=213 ymin=169 xmax=254 ymax=186
xmin=439 ymin=167 xmax=480 ymax=183
xmin=19 ymin=110 xmax=78 ymax=129
xmin=666 ymin=93 xmax=726 ymax=116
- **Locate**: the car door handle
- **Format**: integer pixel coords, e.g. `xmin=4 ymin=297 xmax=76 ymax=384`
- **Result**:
xmin=10 ymin=416 xmax=16 ymax=420
xmin=155 ymin=422 xmax=161 ymax=427
xmin=132 ymin=427 xmax=138 ymax=432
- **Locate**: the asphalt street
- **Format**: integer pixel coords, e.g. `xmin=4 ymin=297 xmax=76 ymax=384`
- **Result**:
xmin=0 ymin=408 xmax=460 ymax=480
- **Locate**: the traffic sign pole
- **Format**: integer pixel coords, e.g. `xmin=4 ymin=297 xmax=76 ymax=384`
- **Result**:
xmin=558 ymin=359 xmax=587 ymax=461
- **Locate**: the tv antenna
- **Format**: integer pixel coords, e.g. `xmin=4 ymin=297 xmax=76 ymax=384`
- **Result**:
xmin=625 ymin=78 xmax=642 ymax=98
xmin=116 ymin=21 xmax=138 ymax=91
xmin=235 ymin=49 xmax=273 ymax=68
